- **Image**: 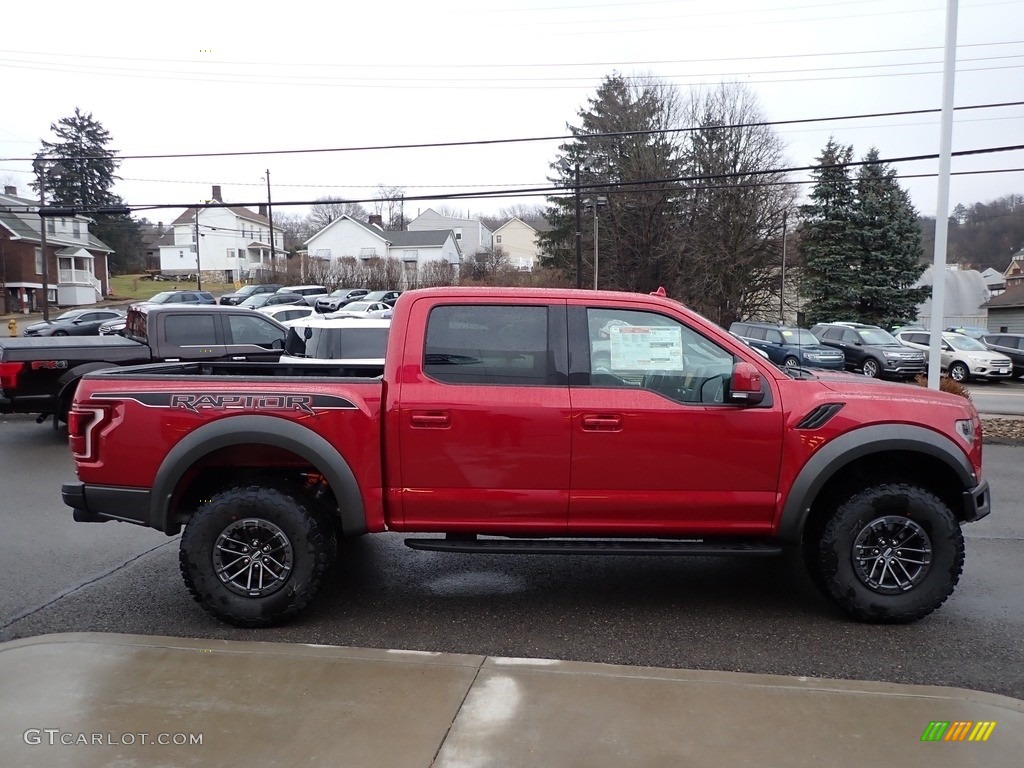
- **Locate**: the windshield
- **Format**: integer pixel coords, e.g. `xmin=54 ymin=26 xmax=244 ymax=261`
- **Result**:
xmin=235 ymin=285 xmax=259 ymax=297
xmin=858 ymin=328 xmax=900 ymax=345
xmin=148 ymin=292 xmax=177 ymax=303
xmin=54 ymin=310 xmax=86 ymax=321
xmin=285 ymin=326 xmax=390 ymax=359
xmin=240 ymin=295 xmax=270 ymax=307
xmin=780 ymin=329 xmax=820 ymax=346
xmin=945 ymin=334 xmax=988 ymax=351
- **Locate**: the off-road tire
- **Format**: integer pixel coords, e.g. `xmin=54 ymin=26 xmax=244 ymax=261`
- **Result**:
xmin=179 ymin=485 xmax=334 ymax=627
xmin=861 ymin=358 xmax=881 ymax=378
xmin=806 ymin=482 xmax=964 ymax=623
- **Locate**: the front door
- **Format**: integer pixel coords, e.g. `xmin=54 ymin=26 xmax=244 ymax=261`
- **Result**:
xmin=567 ymin=304 xmax=784 ymax=536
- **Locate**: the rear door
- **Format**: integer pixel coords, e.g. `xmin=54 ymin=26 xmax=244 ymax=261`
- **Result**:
xmin=154 ymin=312 xmax=226 ymax=361
xmin=392 ymin=298 xmax=571 ymax=532
xmin=566 ymin=302 xmax=784 ymax=535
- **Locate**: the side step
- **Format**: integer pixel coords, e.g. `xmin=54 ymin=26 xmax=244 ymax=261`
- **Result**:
xmin=404 ymin=535 xmax=783 ymax=557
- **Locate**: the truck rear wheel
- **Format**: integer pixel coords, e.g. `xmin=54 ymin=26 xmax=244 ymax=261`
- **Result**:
xmin=805 ymin=482 xmax=964 ymax=623
xmin=179 ymin=485 xmax=335 ymax=627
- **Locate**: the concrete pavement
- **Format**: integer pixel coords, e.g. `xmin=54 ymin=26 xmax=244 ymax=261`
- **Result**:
xmin=1 ymin=633 xmax=1021 ymax=768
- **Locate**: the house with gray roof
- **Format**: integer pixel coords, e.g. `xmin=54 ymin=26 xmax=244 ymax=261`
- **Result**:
xmin=0 ymin=185 xmax=113 ymax=314
xmin=303 ymin=214 xmax=461 ymax=288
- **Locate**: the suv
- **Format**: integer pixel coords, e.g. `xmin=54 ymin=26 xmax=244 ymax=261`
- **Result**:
xmin=811 ymin=322 xmax=926 ymax=379
xmin=361 ymin=290 xmax=403 ymax=307
xmin=982 ymin=333 xmax=1024 ymax=378
xmin=315 ymin=288 xmax=369 ymax=314
xmin=280 ymin=285 xmax=329 ymax=307
xmin=895 ymin=330 xmax=1013 ymax=382
xmin=218 ymin=283 xmax=283 ymax=306
xmin=145 ymin=290 xmax=216 ymax=306
xmin=728 ymin=322 xmax=845 ymax=370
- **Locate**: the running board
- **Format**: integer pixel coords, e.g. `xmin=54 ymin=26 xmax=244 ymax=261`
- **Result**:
xmin=404 ymin=535 xmax=783 ymax=556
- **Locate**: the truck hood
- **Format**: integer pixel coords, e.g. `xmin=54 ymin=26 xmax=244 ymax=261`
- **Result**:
xmin=814 ymin=371 xmax=970 ymax=408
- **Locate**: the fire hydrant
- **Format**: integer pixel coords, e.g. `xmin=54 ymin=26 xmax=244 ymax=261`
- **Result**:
xmin=8 ymin=318 xmax=18 ymax=337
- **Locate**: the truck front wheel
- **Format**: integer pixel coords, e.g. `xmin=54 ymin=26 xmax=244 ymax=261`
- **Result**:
xmin=806 ymin=483 xmax=964 ymax=623
xmin=179 ymin=485 xmax=335 ymax=627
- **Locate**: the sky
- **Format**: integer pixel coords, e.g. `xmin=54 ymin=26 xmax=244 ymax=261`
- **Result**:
xmin=1 ymin=0 xmax=1022 ymax=227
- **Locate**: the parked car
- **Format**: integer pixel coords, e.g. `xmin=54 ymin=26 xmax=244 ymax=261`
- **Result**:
xmin=240 ymin=292 xmax=307 ymax=310
xmin=326 ymin=301 xmax=392 ymax=319
xmin=810 ymin=322 xmax=926 ymax=379
xmin=280 ymin=316 xmax=391 ymax=371
xmin=22 ymin=308 xmax=126 ymax=337
xmin=728 ymin=321 xmax=845 ymax=370
xmin=945 ymin=326 xmax=989 ymax=340
xmin=361 ymin=290 xmax=403 ymax=307
xmin=895 ymin=330 xmax=1013 ymax=382
xmin=280 ymin=285 xmax=329 ymax=307
xmin=98 ymin=316 xmax=128 ymax=336
xmin=314 ymin=288 xmax=370 ymax=314
xmin=258 ymin=305 xmax=316 ymax=324
xmin=982 ymin=333 xmax=1024 ymax=378
xmin=219 ymin=284 xmax=282 ymax=306
xmin=145 ymin=290 xmax=217 ymax=305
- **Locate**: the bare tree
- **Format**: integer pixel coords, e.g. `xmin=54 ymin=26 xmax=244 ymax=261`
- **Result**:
xmin=677 ymin=82 xmax=797 ymax=326
xmin=418 ymin=260 xmax=457 ymax=288
xmin=374 ymin=186 xmax=407 ymax=230
xmin=306 ymin=197 xmax=369 ymax=234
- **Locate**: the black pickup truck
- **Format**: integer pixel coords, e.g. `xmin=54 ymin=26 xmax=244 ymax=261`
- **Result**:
xmin=0 ymin=304 xmax=287 ymax=425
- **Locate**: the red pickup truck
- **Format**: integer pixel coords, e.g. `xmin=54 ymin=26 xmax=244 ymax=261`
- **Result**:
xmin=62 ymin=287 xmax=990 ymax=627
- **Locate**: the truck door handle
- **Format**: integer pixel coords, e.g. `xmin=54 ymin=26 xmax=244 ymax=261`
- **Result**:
xmin=231 ymin=356 xmax=246 ymax=361
xmin=411 ymin=412 xmax=451 ymax=428
xmin=581 ymin=414 xmax=622 ymax=431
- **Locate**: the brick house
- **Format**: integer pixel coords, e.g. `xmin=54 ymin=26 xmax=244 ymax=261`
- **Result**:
xmin=0 ymin=186 xmax=112 ymax=314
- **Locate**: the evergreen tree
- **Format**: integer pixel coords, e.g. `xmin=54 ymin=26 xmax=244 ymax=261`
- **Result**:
xmin=799 ymin=139 xmax=864 ymax=326
xmin=854 ymin=148 xmax=929 ymax=327
xmin=34 ymin=108 xmax=143 ymax=275
xmin=539 ymin=73 xmax=687 ymax=291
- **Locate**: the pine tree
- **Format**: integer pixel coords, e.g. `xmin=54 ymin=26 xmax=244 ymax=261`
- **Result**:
xmin=854 ymin=148 xmax=930 ymax=327
xmin=799 ymin=139 xmax=861 ymax=326
xmin=34 ymin=108 xmax=143 ymax=274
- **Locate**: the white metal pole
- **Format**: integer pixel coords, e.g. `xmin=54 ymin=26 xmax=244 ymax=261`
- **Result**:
xmin=927 ymin=0 xmax=958 ymax=390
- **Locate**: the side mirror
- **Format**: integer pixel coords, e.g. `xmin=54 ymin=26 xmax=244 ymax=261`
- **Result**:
xmin=728 ymin=361 xmax=765 ymax=406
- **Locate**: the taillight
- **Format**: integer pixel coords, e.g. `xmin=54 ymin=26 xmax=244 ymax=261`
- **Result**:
xmin=0 ymin=361 xmax=24 ymax=390
xmin=68 ymin=405 xmax=111 ymax=462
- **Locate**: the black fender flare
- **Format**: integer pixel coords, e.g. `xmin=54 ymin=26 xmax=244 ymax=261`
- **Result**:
xmin=777 ymin=424 xmax=976 ymax=544
xmin=149 ymin=414 xmax=366 ymax=536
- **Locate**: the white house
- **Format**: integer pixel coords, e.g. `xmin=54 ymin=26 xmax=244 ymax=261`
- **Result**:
xmin=492 ymin=217 xmax=544 ymax=271
xmin=407 ymin=209 xmax=492 ymax=259
xmin=159 ymin=185 xmax=284 ymax=282
xmin=303 ymin=215 xmax=461 ymax=288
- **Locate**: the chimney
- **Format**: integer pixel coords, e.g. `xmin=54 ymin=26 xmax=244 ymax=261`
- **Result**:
xmin=259 ymin=204 xmax=267 ymax=217
xmin=3 ymin=186 xmax=16 ymax=195
xmin=211 ymin=185 xmax=222 ymax=202
xmin=368 ymin=214 xmax=383 ymax=229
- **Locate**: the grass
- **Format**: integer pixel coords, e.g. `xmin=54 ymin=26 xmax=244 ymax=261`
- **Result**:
xmin=107 ymin=274 xmax=236 ymax=301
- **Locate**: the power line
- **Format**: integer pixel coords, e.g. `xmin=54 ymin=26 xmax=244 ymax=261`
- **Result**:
xmin=5 ymin=100 xmax=1022 ymax=164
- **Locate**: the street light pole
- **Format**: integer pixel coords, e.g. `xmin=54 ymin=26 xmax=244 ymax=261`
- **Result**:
xmin=32 ymin=155 xmax=62 ymax=321
xmin=589 ymin=196 xmax=607 ymax=290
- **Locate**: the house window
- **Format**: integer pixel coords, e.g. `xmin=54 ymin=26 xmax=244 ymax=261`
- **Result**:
xmin=73 ymin=221 xmax=81 ymax=238
xmin=46 ymin=220 xmax=55 ymax=235
xmin=496 ymin=235 xmax=502 ymax=244
xmin=227 ymin=249 xmax=235 ymax=260
xmin=453 ymin=228 xmax=463 ymax=241
xmin=179 ymin=251 xmax=185 ymax=259
xmin=35 ymin=247 xmax=43 ymax=274
xmin=402 ymin=250 xmax=419 ymax=262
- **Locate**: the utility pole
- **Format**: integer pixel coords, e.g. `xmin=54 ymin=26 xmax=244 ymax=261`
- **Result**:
xmin=265 ymin=170 xmax=276 ymax=263
xmin=194 ymin=204 xmax=202 ymax=291
xmin=573 ymin=163 xmax=582 ymax=289
xmin=32 ymin=155 xmax=62 ymax=321
xmin=779 ymin=211 xmax=788 ymax=323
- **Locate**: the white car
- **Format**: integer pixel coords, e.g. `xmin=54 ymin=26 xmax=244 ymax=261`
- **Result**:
xmin=280 ymin=316 xmax=390 ymax=368
xmin=257 ymin=304 xmax=315 ymax=324
xmin=325 ymin=301 xmax=391 ymax=319
xmin=895 ymin=330 xmax=1013 ymax=382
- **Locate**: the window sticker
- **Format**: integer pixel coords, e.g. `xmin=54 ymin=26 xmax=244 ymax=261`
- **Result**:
xmin=609 ymin=325 xmax=684 ymax=371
